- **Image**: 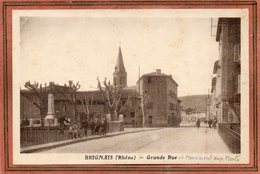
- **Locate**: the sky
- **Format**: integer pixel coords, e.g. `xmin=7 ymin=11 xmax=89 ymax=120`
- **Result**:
xmin=19 ymin=10 xmax=219 ymax=96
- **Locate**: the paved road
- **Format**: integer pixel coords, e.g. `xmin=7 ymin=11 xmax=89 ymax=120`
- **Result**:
xmin=41 ymin=127 xmax=230 ymax=153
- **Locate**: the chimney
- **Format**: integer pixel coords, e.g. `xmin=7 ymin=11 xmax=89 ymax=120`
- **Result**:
xmin=156 ymin=69 xmax=161 ymax=75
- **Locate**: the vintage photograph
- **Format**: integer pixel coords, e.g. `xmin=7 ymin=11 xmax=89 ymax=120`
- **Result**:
xmin=12 ymin=9 xmax=249 ymax=164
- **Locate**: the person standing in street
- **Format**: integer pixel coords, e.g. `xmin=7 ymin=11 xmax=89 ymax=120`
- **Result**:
xmin=68 ymin=125 xmax=73 ymax=139
xmin=196 ymin=118 xmax=201 ymax=129
xmin=208 ymin=119 xmax=212 ymax=128
xmin=81 ymin=117 xmax=88 ymax=136
xmin=101 ymin=116 xmax=108 ymax=136
xmin=213 ymin=117 xmax=217 ymax=129
xmin=58 ymin=116 xmax=70 ymax=135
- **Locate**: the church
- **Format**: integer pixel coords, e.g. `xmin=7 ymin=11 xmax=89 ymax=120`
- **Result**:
xmin=20 ymin=46 xmax=181 ymax=127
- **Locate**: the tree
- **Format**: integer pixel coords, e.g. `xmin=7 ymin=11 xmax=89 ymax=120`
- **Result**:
xmin=23 ymin=81 xmax=56 ymax=127
xmin=97 ymin=77 xmax=133 ymax=121
xmin=57 ymin=80 xmax=81 ymax=122
xmin=78 ymin=94 xmax=94 ymax=119
xmin=136 ymin=90 xmax=150 ymax=127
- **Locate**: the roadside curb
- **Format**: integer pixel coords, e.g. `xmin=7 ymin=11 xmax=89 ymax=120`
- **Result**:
xmin=21 ymin=128 xmax=161 ymax=153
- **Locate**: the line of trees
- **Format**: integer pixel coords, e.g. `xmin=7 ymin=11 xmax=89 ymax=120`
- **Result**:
xmin=22 ymin=78 xmax=143 ymax=126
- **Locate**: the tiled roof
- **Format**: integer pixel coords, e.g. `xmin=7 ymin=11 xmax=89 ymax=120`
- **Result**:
xmin=136 ymin=71 xmax=178 ymax=86
xmin=21 ymin=85 xmax=138 ymax=101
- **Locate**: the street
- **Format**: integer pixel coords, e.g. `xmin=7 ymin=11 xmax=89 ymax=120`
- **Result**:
xmin=40 ymin=125 xmax=230 ymax=153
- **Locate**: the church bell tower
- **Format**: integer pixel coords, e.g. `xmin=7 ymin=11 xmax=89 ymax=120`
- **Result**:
xmin=113 ymin=46 xmax=127 ymax=88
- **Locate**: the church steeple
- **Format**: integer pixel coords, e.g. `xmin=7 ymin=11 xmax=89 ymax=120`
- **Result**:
xmin=115 ymin=46 xmax=126 ymax=72
xmin=113 ymin=46 xmax=127 ymax=87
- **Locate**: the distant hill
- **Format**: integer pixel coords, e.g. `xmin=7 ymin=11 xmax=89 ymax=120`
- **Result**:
xmin=179 ymin=94 xmax=211 ymax=113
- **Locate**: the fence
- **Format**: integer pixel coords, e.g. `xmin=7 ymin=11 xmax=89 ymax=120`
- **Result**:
xmin=21 ymin=121 xmax=125 ymax=148
xmin=20 ymin=127 xmax=69 ymax=148
xmin=218 ymin=123 xmax=240 ymax=153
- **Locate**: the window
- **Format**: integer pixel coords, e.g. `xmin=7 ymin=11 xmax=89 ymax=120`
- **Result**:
xmin=148 ymin=116 xmax=153 ymax=125
xmin=169 ymin=90 xmax=176 ymax=98
xmin=169 ymin=103 xmax=174 ymax=110
xmin=144 ymin=90 xmax=149 ymax=95
xmin=114 ymin=77 xmax=117 ymax=86
xmin=148 ymin=77 xmax=152 ymax=83
xmin=63 ymin=105 xmax=67 ymax=112
xmin=33 ymin=120 xmax=41 ymax=124
xmin=131 ymin=112 xmax=135 ymax=118
xmin=147 ymin=102 xmax=153 ymax=109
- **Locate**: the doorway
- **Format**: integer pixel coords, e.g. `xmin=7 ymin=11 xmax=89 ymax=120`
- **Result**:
xmin=148 ymin=116 xmax=153 ymax=126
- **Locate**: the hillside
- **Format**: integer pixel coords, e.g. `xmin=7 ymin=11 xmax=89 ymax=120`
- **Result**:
xmin=179 ymin=94 xmax=211 ymax=113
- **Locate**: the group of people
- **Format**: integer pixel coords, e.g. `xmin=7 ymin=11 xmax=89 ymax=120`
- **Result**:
xmin=68 ymin=123 xmax=81 ymax=139
xmin=196 ymin=117 xmax=218 ymax=129
xmin=58 ymin=115 xmax=108 ymax=139
xmin=207 ymin=117 xmax=218 ymax=129
xmin=81 ymin=116 xmax=108 ymax=137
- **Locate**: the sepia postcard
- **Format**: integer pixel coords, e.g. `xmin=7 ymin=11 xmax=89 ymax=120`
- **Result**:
xmin=0 ymin=1 xmax=258 ymax=173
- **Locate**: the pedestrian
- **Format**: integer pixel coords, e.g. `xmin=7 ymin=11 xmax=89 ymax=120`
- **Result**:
xmin=73 ymin=124 xmax=79 ymax=138
xmin=208 ymin=119 xmax=212 ymax=128
xmin=100 ymin=116 xmax=108 ymax=136
xmin=95 ymin=118 xmax=101 ymax=135
xmin=68 ymin=125 xmax=73 ymax=139
xmin=73 ymin=123 xmax=80 ymax=138
xmin=58 ymin=116 xmax=70 ymax=135
xmin=213 ymin=117 xmax=217 ymax=129
xmin=196 ymin=119 xmax=201 ymax=129
xmin=81 ymin=117 xmax=88 ymax=136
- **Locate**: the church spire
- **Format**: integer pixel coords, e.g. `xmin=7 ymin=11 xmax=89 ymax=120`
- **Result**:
xmin=115 ymin=46 xmax=126 ymax=72
xmin=113 ymin=46 xmax=127 ymax=87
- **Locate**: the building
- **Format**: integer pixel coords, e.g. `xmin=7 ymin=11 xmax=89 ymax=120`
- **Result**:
xmin=210 ymin=60 xmax=222 ymax=122
xmin=181 ymin=110 xmax=206 ymax=124
xmin=211 ymin=18 xmax=240 ymax=124
xmin=210 ymin=18 xmax=241 ymax=153
xmin=20 ymin=46 xmax=181 ymax=128
xmin=137 ymin=69 xmax=181 ymax=127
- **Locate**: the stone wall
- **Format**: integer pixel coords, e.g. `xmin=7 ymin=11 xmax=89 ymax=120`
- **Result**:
xmin=107 ymin=121 xmax=124 ymax=133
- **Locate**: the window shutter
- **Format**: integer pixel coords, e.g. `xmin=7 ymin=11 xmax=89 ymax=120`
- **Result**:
xmin=234 ymin=44 xmax=240 ymax=63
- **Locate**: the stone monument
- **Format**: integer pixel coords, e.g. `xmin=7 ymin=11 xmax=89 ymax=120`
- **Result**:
xmin=44 ymin=93 xmax=58 ymax=126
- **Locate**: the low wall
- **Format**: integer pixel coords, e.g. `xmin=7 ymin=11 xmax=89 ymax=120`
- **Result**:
xmin=107 ymin=121 xmax=124 ymax=133
xmin=20 ymin=127 xmax=69 ymax=148
xmin=21 ymin=121 xmax=124 ymax=148
xmin=218 ymin=123 xmax=240 ymax=153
